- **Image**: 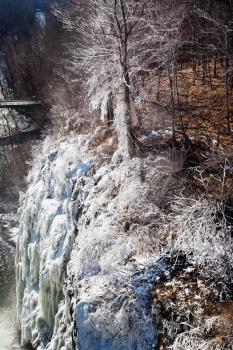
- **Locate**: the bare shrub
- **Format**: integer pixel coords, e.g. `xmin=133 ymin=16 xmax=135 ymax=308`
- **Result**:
xmin=171 ymin=316 xmax=232 ymax=350
xmin=168 ymin=198 xmax=232 ymax=277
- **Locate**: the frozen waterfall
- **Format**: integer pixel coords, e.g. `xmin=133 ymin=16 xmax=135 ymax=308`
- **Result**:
xmin=16 ymin=135 xmax=173 ymax=349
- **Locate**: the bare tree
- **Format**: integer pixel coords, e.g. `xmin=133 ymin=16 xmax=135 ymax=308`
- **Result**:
xmin=55 ymin=0 xmax=149 ymax=160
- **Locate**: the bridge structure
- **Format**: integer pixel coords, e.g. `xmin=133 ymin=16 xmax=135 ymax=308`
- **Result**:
xmin=0 ymin=100 xmax=42 ymax=108
xmin=0 ymin=100 xmax=43 ymax=146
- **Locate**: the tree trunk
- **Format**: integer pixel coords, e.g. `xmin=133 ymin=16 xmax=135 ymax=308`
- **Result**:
xmin=114 ymin=84 xmax=135 ymax=161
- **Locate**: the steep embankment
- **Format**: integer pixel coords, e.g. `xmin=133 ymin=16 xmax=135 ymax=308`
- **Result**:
xmin=16 ymin=132 xmax=233 ymax=350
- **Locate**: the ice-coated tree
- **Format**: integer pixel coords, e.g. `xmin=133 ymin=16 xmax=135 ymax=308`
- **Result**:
xmin=55 ymin=0 xmax=148 ymax=160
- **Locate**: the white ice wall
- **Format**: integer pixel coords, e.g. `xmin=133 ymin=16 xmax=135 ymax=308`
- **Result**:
xmin=16 ymin=136 xmax=94 ymax=348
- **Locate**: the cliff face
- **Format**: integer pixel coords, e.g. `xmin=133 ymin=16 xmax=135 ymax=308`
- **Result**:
xmin=16 ymin=134 xmax=233 ymax=350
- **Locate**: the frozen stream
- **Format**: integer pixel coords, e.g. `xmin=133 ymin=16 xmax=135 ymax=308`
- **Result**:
xmin=0 ymin=303 xmax=21 ymax=350
xmin=0 ymin=213 xmax=25 ymax=350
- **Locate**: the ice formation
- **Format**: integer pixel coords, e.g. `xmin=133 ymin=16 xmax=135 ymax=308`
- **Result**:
xmin=16 ymin=135 xmax=172 ymax=349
